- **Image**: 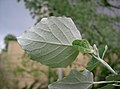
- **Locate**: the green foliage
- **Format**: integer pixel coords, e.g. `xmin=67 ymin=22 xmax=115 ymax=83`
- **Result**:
xmin=49 ymin=69 xmax=93 ymax=89
xmin=97 ymin=74 xmax=120 ymax=89
xmin=20 ymin=0 xmax=120 ymax=57
xmin=17 ymin=17 xmax=81 ymax=68
xmin=4 ymin=34 xmax=17 ymax=50
xmin=106 ymin=74 xmax=120 ymax=81
xmin=98 ymin=84 xmax=114 ymax=89
xmin=18 ymin=17 xmax=120 ymax=89
xmin=86 ymin=47 xmax=106 ymax=71
xmin=87 ymin=58 xmax=99 ymax=71
xmin=72 ymin=39 xmax=94 ymax=53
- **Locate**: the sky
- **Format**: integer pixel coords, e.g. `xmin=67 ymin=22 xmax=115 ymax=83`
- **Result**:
xmin=0 ymin=0 xmax=35 ymax=52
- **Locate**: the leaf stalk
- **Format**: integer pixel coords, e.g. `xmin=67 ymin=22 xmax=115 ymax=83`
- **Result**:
xmin=93 ymin=81 xmax=120 ymax=84
xmin=92 ymin=55 xmax=117 ymax=75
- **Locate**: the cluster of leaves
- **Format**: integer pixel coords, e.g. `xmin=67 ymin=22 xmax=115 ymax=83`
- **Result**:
xmin=18 ymin=1 xmax=120 ymax=88
xmin=17 ymin=17 xmax=120 ymax=89
xmin=18 ymin=0 xmax=120 ymax=54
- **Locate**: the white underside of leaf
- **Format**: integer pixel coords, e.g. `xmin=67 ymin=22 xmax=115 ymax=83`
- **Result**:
xmin=17 ymin=17 xmax=82 ymax=68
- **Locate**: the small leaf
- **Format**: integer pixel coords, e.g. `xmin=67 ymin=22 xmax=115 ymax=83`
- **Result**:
xmin=17 ymin=17 xmax=82 ymax=68
xmin=86 ymin=48 xmax=106 ymax=71
xmin=106 ymin=74 xmax=120 ymax=81
xmin=72 ymin=39 xmax=94 ymax=53
xmin=98 ymin=84 xmax=114 ymax=89
xmin=48 ymin=69 xmax=93 ymax=89
xmin=98 ymin=73 xmax=120 ymax=89
xmin=86 ymin=58 xmax=99 ymax=71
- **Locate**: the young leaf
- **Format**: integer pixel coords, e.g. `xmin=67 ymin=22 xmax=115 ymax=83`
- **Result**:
xmin=106 ymin=74 xmax=120 ymax=81
xmin=86 ymin=58 xmax=99 ymax=71
xmin=48 ymin=69 xmax=93 ymax=89
xmin=72 ymin=39 xmax=94 ymax=54
xmin=17 ymin=17 xmax=81 ymax=68
xmin=86 ymin=48 xmax=106 ymax=71
xmin=98 ymin=84 xmax=114 ymax=89
xmin=98 ymin=74 xmax=120 ymax=89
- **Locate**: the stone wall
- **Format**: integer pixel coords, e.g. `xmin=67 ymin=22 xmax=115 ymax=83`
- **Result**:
xmin=0 ymin=41 xmax=90 ymax=89
xmin=6 ymin=41 xmax=48 ymax=89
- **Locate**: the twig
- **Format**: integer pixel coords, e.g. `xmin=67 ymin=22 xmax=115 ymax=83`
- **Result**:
xmin=92 ymin=44 xmax=117 ymax=75
xmin=92 ymin=55 xmax=117 ymax=75
xmin=93 ymin=81 xmax=120 ymax=84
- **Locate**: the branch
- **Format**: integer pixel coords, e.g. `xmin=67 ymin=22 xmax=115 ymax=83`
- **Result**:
xmin=92 ymin=44 xmax=117 ymax=75
xmin=93 ymin=81 xmax=120 ymax=84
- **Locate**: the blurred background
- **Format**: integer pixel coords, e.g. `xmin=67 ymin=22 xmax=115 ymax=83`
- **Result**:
xmin=0 ymin=0 xmax=120 ymax=89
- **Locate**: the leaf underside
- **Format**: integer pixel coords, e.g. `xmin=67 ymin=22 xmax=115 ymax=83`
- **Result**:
xmin=48 ymin=69 xmax=93 ymax=89
xmin=17 ymin=17 xmax=81 ymax=68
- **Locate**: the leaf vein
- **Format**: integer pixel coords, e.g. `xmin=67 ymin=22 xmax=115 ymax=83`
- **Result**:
xmin=18 ymin=38 xmax=71 ymax=46
xmin=58 ymin=18 xmax=77 ymax=39
xmin=42 ymin=46 xmax=68 ymax=62
xmin=50 ymin=19 xmax=70 ymax=43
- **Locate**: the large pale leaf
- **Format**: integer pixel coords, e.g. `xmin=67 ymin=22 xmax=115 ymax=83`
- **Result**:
xmin=48 ymin=69 xmax=93 ymax=89
xmin=17 ymin=17 xmax=81 ymax=68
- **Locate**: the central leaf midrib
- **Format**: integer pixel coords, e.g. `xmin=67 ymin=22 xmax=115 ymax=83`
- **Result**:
xmin=59 ymin=81 xmax=93 ymax=84
xmin=18 ymin=37 xmax=72 ymax=47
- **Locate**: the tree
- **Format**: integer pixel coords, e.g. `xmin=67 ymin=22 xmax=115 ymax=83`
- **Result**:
xmin=18 ymin=0 xmax=120 ymax=88
xmin=18 ymin=0 xmax=120 ymax=54
xmin=18 ymin=17 xmax=120 ymax=89
xmin=4 ymin=34 xmax=17 ymax=50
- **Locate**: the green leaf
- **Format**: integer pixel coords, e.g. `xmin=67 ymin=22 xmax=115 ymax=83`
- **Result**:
xmin=86 ymin=58 xmax=99 ymax=71
xmin=86 ymin=48 xmax=106 ymax=71
xmin=98 ymin=74 xmax=120 ymax=89
xmin=17 ymin=17 xmax=82 ymax=68
xmin=72 ymin=39 xmax=94 ymax=53
xmin=48 ymin=69 xmax=93 ymax=89
xmin=98 ymin=84 xmax=114 ymax=89
xmin=106 ymin=74 xmax=120 ymax=81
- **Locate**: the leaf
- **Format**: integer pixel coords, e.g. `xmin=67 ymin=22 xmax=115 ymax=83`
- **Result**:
xmin=17 ymin=17 xmax=82 ymax=68
xmin=86 ymin=48 xmax=106 ymax=71
xmin=86 ymin=58 xmax=99 ymax=71
xmin=106 ymin=74 xmax=120 ymax=81
xmin=72 ymin=39 xmax=94 ymax=53
xmin=48 ymin=69 xmax=93 ymax=89
xmin=98 ymin=84 xmax=114 ymax=89
xmin=98 ymin=72 xmax=120 ymax=89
